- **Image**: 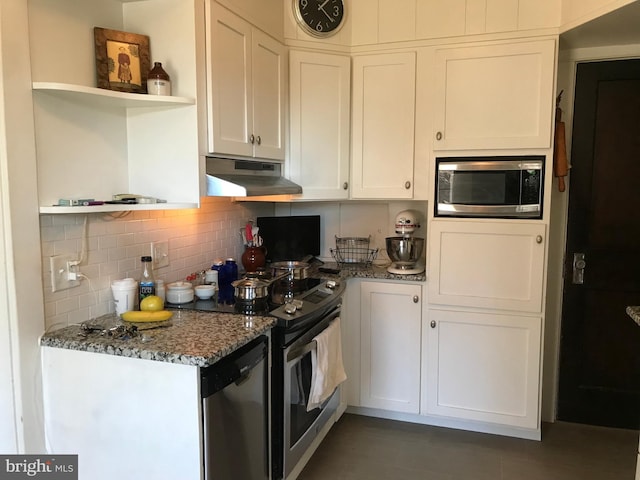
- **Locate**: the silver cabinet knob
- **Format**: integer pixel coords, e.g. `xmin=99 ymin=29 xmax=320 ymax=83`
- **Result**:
xmin=256 ymin=135 xmax=261 ymax=145
xmin=413 ymin=295 xmax=419 ymax=303
xmin=536 ymin=235 xmax=543 ymax=244
xmin=249 ymin=134 xmax=255 ymax=144
xmin=436 ymin=131 xmax=443 ymax=141
xmin=343 ymin=182 xmax=348 ymax=190
xmin=405 ymin=181 xmax=411 ymax=189
xmin=430 ymin=320 xmax=436 ymax=328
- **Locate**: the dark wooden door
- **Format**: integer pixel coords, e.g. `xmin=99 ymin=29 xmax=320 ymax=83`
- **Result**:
xmin=558 ymin=59 xmax=640 ymax=429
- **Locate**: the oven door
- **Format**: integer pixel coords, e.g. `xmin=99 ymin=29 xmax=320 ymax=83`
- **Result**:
xmin=282 ymin=307 xmax=341 ymax=479
xmin=436 ymin=157 xmax=543 ymax=218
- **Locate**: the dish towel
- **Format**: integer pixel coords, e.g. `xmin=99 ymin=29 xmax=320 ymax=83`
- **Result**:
xmin=307 ymin=317 xmax=347 ymax=412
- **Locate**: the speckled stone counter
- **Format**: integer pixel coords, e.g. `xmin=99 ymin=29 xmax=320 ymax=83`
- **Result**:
xmin=314 ymin=261 xmax=426 ymax=282
xmin=626 ymin=306 xmax=640 ymax=326
xmin=40 ymin=310 xmax=276 ymax=367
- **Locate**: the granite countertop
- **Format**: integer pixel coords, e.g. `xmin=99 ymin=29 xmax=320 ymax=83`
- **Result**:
xmin=40 ymin=310 xmax=275 ymax=367
xmin=626 ymin=306 xmax=640 ymax=326
xmin=315 ymin=261 xmax=427 ymax=282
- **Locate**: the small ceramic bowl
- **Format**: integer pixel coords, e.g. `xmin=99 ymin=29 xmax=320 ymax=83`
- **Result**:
xmin=194 ymin=284 xmax=215 ymax=300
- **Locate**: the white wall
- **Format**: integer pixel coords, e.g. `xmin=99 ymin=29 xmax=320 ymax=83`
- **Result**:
xmin=560 ymin=0 xmax=638 ymax=31
xmin=40 ymin=198 xmax=274 ymax=329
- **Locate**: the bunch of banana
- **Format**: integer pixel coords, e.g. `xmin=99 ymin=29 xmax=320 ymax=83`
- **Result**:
xmin=121 ymin=310 xmax=173 ymax=323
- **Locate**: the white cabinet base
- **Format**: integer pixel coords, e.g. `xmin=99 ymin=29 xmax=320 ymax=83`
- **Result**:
xmin=41 ymin=347 xmax=202 ymax=480
xmin=346 ymin=407 xmax=541 ymax=441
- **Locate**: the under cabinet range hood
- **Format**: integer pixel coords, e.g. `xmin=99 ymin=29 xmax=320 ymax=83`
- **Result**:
xmin=205 ymin=157 xmax=302 ymax=197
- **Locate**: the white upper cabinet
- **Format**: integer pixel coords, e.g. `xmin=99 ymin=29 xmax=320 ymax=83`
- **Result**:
xmin=288 ymin=50 xmax=351 ymax=200
xmin=207 ymin=2 xmax=286 ymax=161
xmin=432 ymin=38 xmax=556 ymax=151
xmin=29 ymin=0 xmax=202 ymax=213
xmin=428 ymin=220 xmax=547 ymax=313
xmin=351 ymin=52 xmax=416 ymax=199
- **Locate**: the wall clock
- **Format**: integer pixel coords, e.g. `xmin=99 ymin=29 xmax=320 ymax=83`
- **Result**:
xmin=293 ymin=0 xmax=345 ymax=38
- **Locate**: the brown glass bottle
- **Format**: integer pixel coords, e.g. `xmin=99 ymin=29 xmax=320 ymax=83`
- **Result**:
xmin=147 ymin=62 xmax=171 ymax=96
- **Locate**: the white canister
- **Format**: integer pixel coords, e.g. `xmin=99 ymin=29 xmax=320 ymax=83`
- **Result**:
xmin=156 ymin=279 xmax=166 ymax=303
xmin=204 ymin=269 xmax=218 ymax=287
xmin=111 ymin=278 xmax=138 ymax=315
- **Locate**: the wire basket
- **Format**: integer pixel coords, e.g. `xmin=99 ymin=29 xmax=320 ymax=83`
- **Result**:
xmin=331 ymin=236 xmax=379 ymax=266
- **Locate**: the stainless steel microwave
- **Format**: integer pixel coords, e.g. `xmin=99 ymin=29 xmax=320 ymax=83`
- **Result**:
xmin=435 ymin=156 xmax=544 ymax=218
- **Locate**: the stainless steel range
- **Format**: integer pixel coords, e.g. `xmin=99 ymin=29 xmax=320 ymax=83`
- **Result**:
xmin=269 ymin=278 xmax=345 ymax=480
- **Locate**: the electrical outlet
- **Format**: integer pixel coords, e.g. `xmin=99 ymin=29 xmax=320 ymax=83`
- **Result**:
xmin=151 ymin=241 xmax=169 ymax=268
xmin=49 ymin=254 xmax=80 ymax=292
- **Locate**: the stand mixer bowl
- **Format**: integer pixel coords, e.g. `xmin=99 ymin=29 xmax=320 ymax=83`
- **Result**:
xmin=386 ymin=237 xmax=424 ymax=268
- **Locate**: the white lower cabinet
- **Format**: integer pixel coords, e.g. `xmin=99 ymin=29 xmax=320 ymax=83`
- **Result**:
xmin=424 ymin=308 xmax=542 ymax=429
xmin=359 ymin=281 xmax=422 ymax=414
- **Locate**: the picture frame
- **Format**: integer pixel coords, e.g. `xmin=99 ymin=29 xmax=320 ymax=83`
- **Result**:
xmin=94 ymin=27 xmax=151 ymax=94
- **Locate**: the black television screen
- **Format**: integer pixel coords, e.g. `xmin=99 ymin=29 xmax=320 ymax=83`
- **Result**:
xmin=256 ymin=215 xmax=320 ymax=263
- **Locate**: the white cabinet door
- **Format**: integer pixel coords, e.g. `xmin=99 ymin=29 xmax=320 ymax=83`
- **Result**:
xmin=351 ymin=52 xmax=416 ymax=199
xmin=425 ymin=309 xmax=541 ymax=429
xmin=428 ymin=220 xmax=546 ymax=312
xmin=251 ymin=29 xmax=286 ymax=160
xmin=289 ymin=50 xmax=351 ymax=200
xmin=433 ymin=39 xmax=556 ymax=150
xmin=207 ymin=2 xmax=285 ymax=160
xmin=360 ymin=281 xmax=422 ymax=413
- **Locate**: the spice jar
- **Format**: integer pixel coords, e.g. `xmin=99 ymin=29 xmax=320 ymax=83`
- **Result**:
xmin=147 ymin=62 xmax=171 ymax=96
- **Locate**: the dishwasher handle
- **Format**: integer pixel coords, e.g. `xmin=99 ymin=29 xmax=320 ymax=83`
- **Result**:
xmin=200 ymin=335 xmax=267 ymax=398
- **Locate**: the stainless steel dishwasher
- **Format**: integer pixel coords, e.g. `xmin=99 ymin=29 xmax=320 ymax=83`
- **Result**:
xmin=201 ymin=335 xmax=269 ymax=480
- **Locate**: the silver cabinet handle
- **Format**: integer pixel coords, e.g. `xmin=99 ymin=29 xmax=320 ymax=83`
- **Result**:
xmin=343 ymin=182 xmax=348 ymax=190
xmin=430 ymin=320 xmax=436 ymax=328
xmin=256 ymin=135 xmax=261 ymax=145
xmin=436 ymin=131 xmax=443 ymax=141
xmin=413 ymin=295 xmax=419 ymax=303
xmin=572 ymin=252 xmax=586 ymax=284
xmin=249 ymin=134 xmax=255 ymax=144
xmin=405 ymin=181 xmax=411 ymax=189
xmin=536 ymin=235 xmax=543 ymax=244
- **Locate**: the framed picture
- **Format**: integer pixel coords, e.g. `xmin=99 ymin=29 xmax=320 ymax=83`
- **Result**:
xmin=94 ymin=27 xmax=151 ymax=94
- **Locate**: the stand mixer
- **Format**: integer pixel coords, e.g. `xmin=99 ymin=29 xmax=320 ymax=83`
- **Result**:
xmin=386 ymin=210 xmax=425 ymax=275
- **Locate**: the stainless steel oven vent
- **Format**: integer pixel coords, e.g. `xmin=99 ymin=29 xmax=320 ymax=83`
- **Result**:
xmin=205 ymin=157 xmax=302 ymax=197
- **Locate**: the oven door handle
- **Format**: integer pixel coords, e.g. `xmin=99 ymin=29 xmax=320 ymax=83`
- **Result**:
xmin=287 ymin=340 xmax=316 ymax=363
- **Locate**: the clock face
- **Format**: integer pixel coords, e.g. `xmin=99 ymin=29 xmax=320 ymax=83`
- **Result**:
xmin=294 ymin=0 xmax=345 ymax=38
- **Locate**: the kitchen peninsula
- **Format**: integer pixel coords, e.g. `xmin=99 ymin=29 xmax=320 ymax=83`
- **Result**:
xmin=40 ymin=310 xmax=274 ymax=480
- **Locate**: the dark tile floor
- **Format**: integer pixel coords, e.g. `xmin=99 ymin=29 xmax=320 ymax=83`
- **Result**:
xmin=298 ymin=414 xmax=637 ymax=480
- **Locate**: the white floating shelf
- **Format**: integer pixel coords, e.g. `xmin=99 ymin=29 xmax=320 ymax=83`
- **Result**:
xmin=32 ymin=82 xmax=195 ymax=108
xmin=39 ymin=202 xmax=198 ymax=214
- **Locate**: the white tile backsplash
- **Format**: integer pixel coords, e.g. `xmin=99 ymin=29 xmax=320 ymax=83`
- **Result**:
xmin=40 ymin=197 xmax=274 ymax=329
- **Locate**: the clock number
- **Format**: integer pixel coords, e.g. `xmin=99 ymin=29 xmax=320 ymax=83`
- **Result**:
xmin=300 ymin=0 xmax=307 ymax=9
xmin=333 ymin=6 xmax=340 ymax=16
xmin=316 ymin=23 xmax=323 ymax=32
